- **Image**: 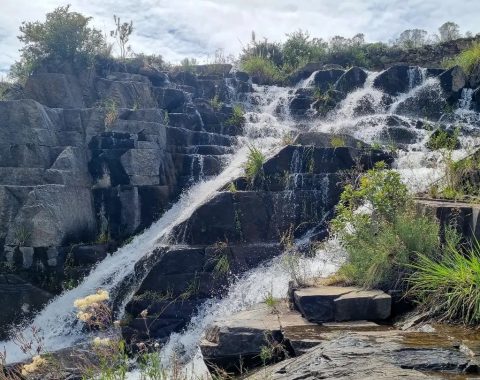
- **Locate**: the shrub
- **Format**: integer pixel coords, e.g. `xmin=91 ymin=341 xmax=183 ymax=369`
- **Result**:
xmin=240 ymin=56 xmax=284 ymax=84
xmin=244 ymin=146 xmax=265 ymax=187
xmin=443 ymin=41 xmax=480 ymax=74
xmin=10 ymin=5 xmax=106 ymax=81
xmin=408 ymin=232 xmax=480 ymax=324
xmin=332 ymin=163 xmax=440 ymax=289
xmin=426 ymin=128 xmax=460 ymax=151
xmin=226 ymin=104 xmax=246 ymax=127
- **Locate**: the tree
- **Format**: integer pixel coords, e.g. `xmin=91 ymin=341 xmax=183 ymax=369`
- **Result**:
xmin=282 ymin=29 xmax=327 ymax=69
xmin=110 ymin=15 xmax=133 ymax=59
xmin=396 ymin=29 xmax=428 ymax=49
xmin=439 ymin=22 xmax=461 ymax=42
xmin=10 ymin=5 xmax=105 ymax=80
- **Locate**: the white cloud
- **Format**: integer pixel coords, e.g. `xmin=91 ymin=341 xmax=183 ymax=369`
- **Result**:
xmin=0 ymin=0 xmax=479 ymax=75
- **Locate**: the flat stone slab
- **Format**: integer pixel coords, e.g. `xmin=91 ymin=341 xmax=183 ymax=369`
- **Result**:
xmin=293 ymin=286 xmax=391 ymax=323
xmin=200 ymin=302 xmax=314 ymax=369
xmin=246 ymin=328 xmax=478 ymax=379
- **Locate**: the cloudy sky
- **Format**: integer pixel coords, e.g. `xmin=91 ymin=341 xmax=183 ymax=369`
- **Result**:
xmin=0 ymin=0 xmax=479 ymax=75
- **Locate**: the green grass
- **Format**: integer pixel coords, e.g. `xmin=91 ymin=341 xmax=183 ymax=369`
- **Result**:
xmin=210 ymin=95 xmax=223 ymax=111
xmin=443 ymin=41 xmax=480 ymax=74
xmin=330 ymin=135 xmax=346 ymax=148
xmin=244 ymin=146 xmax=265 ymax=187
xmin=338 ymin=208 xmax=440 ymax=289
xmin=408 ymin=233 xmax=480 ymax=324
xmin=240 ymin=56 xmax=284 ymax=84
xmin=226 ymin=104 xmax=246 ymax=127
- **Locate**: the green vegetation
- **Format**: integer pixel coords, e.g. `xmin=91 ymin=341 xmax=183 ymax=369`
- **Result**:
xmin=429 ymin=151 xmax=480 ymax=201
xmin=443 ymin=41 xmax=480 ymax=74
xmin=110 ymin=15 xmax=134 ymax=60
xmin=104 ymin=98 xmax=119 ymax=128
xmin=226 ymin=104 xmax=246 ymax=127
xmin=209 ymin=241 xmax=231 ymax=278
xmin=10 ymin=5 xmax=106 ymax=82
xmin=426 ymin=128 xmax=460 ymax=151
xmin=210 ymin=95 xmax=223 ymax=111
xmin=330 ymin=135 xmax=346 ymax=148
xmin=263 ymin=289 xmax=279 ymax=314
xmin=332 ymin=162 xmax=440 ymax=289
xmin=408 ymin=231 xmax=480 ymax=324
xmin=244 ymin=146 xmax=265 ymax=187
xmin=240 ymin=56 xmax=284 ymax=84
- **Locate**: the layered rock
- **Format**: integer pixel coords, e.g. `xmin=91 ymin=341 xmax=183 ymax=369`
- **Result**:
xmin=0 ymin=63 xmax=252 ymax=337
xmin=121 ymin=141 xmax=391 ymax=343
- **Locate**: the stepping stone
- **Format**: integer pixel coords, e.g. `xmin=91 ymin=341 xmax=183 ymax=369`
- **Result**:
xmin=293 ymin=286 xmax=391 ymax=323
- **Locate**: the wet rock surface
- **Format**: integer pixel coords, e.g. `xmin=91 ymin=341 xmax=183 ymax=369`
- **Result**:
xmin=0 ymin=63 xmax=252 ymax=336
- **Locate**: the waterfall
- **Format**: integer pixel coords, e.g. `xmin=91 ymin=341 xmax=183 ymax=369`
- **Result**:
xmin=1 ymin=84 xmax=295 ymax=364
xmin=5 ymin=64 xmax=480 ymax=376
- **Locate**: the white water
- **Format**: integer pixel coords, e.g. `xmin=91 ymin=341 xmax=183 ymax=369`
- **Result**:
xmin=134 ymin=69 xmax=480 ymax=379
xmin=5 ymin=66 xmax=480 ymax=375
xmin=1 ymin=85 xmax=295 ymax=364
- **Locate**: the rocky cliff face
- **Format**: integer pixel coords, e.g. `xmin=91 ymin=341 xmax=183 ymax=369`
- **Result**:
xmin=0 ymin=62 xmax=251 ymax=337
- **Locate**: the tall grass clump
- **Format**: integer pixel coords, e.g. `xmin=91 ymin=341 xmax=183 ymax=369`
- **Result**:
xmin=226 ymin=104 xmax=246 ymax=127
xmin=331 ymin=162 xmax=440 ymax=290
xmin=443 ymin=41 xmax=480 ymax=74
xmin=240 ymin=56 xmax=284 ymax=85
xmin=244 ymin=146 xmax=265 ymax=187
xmin=408 ymin=232 xmax=480 ymax=324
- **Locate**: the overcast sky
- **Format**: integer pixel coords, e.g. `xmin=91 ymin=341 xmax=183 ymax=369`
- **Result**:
xmin=0 ymin=0 xmax=479 ymax=75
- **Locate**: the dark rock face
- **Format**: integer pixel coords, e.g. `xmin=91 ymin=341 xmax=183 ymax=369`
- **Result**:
xmin=313 ymin=69 xmax=345 ymax=91
xmin=0 ymin=65 xmax=253 ymax=336
xmin=122 ymin=142 xmax=391 ymax=343
xmin=293 ymin=286 xmax=391 ymax=323
xmin=372 ymin=65 xmax=434 ymax=96
xmin=335 ymin=67 xmax=367 ymax=94
xmin=439 ymin=66 xmax=467 ymax=102
xmin=0 ymin=274 xmax=53 ymax=339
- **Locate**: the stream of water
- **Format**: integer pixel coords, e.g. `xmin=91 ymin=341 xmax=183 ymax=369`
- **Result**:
xmin=3 ymin=67 xmax=480 ymax=375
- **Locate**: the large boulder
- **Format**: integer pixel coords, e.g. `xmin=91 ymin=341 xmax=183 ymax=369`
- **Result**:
xmin=439 ymin=66 xmax=467 ymax=102
xmin=313 ymin=69 xmax=345 ymax=91
xmin=373 ymin=65 xmax=415 ymax=96
xmin=24 ymin=73 xmax=85 ymax=109
xmin=335 ymin=67 xmax=367 ymax=94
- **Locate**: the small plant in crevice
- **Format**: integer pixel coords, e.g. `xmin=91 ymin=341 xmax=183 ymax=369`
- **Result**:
xmin=210 ymin=95 xmax=223 ymax=111
xmin=209 ymin=241 xmax=231 ymax=279
xmin=104 ymin=98 xmax=119 ymax=128
xmin=14 ymin=224 xmax=31 ymax=246
xmin=226 ymin=104 xmax=246 ymax=127
xmin=163 ymin=110 xmax=170 ymax=125
xmin=244 ymin=145 xmax=265 ymax=188
xmin=330 ymin=135 xmax=346 ymax=149
xmin=263 ymin=288 xmax=279 ymax=314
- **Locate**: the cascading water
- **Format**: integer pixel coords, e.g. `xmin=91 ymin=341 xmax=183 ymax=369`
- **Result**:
xmin=1 ymin=84 xmax=295 ymax=364
xmin=5 ymin=65 xmax=480 ymax=378
xmin=153 ymin=70 xmax=480 ymax=378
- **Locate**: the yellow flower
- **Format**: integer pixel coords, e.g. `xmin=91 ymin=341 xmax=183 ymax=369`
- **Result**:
xmin=74 ymin=289 xmax=109 ymax=310
xmin=77 ymin=311 xmax=93 ymax=322
xmin=140 ymin=309 xmax=148 ymax=318
xmin=92 ymin=337 xmax=111 ymax=347
xmin=21 ymin=355 xmax=47 ymax=376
